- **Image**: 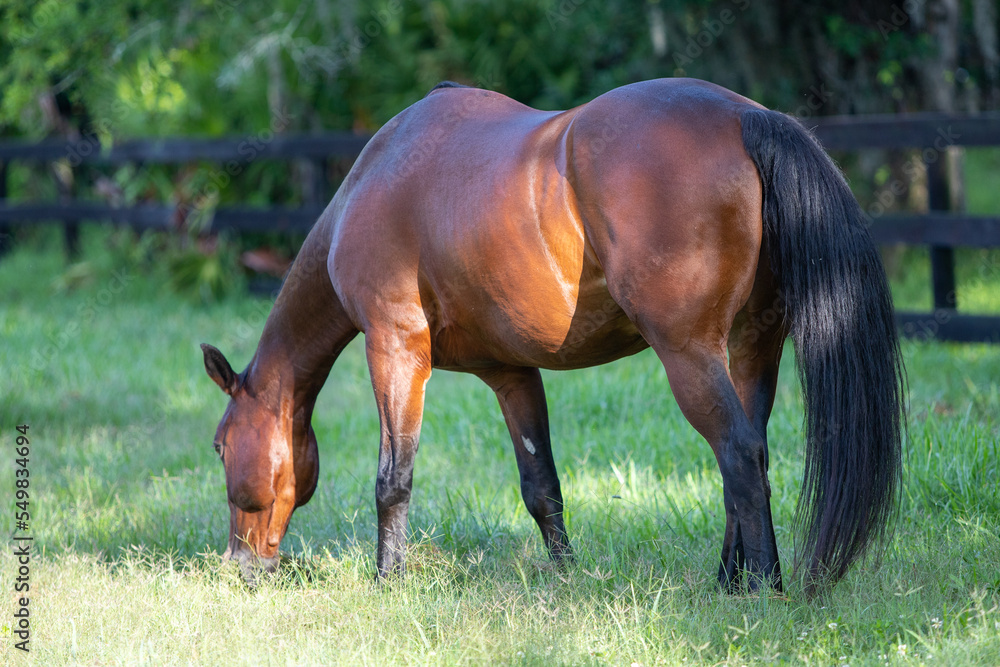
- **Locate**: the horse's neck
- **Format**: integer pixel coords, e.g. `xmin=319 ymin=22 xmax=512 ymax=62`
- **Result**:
xmin=249 ymin=221 xmax=341 ymax=414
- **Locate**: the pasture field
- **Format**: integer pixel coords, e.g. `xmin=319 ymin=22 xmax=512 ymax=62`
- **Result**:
xmin=1 ymin=227 xmax=999 ymax=665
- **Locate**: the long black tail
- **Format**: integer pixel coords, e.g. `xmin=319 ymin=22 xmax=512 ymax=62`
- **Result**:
xmin=740 ymin=107 xmax=905 ymax=588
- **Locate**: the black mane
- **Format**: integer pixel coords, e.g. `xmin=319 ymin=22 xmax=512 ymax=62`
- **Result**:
xmin=427 ymin=81 xmax=470 ymax=95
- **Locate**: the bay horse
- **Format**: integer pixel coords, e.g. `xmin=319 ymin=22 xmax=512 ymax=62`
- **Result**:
xmin=202 ymin=78 xmax=904 ymax=593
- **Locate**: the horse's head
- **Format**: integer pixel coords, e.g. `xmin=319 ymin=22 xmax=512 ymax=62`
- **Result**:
xmin=200 ymin=343 xmax=320 ymax=581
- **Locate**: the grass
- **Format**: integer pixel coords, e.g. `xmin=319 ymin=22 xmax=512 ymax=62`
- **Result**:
xmin=1 ymin=226 xmax=999 ymax=665
xmin=884 ymin=246 xmax=1000 ymax=314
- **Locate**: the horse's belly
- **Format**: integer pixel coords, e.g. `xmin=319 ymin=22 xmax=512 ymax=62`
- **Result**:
xmin=428 ymin=282 xmax=648 ymax=372
xmin=545 ymin=300 xmax=648 ymax=370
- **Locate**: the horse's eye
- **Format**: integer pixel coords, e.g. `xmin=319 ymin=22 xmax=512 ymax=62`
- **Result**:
xmin=213 ymin=441 xmax=223 ymax=457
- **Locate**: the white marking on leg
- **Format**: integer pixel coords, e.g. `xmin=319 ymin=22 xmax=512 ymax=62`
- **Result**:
xmin=521 ymin=435 xmax=536 ymax=455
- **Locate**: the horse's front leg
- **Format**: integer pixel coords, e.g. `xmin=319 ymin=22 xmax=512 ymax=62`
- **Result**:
xmin=477 ymin=366 xmax=571 ymax=561
xmin=365 ymin=324 xmax=432 ymax=579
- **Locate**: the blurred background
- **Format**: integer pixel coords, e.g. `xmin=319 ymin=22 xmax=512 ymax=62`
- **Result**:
xmin=5 ymin=0 xmax=998 ymax=132
xmin=0 ymin=0 xmax=998 ymax=301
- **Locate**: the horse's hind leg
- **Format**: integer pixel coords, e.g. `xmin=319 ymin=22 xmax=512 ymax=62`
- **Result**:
xmin=477 ymin=366 xmax=571 ymax=560
xmin=617 ymin=252 xmax=782 ymax=590
xmin=364 ymin=322 xmax=433 ymax=578
xmin=728 ymin=257 xmax=786 ymax=456
xmin=718 ymin=278 xmax=786 ymax=591
xmin=656 ymin=343 xmax=782 ymax=592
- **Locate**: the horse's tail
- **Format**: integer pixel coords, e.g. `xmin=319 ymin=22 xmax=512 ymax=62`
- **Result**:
xmin=739 ymin=107 xmax=905 ymax=589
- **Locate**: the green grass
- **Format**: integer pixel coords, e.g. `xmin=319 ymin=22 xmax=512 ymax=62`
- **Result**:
xmin=2 ymin=227 xmax=999 ymax=665
xmin=885 ymin=246 xmax=1000 ymax=314
xmin=964 ymin=149 xmax=1000 ymax=218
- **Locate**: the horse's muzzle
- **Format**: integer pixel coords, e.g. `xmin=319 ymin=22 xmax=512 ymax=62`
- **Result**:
xmin=223 ymin=543 xmax=280 ymax=585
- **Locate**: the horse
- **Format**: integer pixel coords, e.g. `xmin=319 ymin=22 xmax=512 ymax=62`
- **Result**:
xmin=201 ymin=77 xmax=905 ymax=594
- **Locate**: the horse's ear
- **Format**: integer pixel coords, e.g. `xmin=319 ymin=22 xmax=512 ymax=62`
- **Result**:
xmin=201 ymin=343 xmax=238 ymax=395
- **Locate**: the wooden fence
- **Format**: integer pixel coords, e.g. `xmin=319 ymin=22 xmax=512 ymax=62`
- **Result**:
xmin=1 ymin=112 xmax=999 ymax=342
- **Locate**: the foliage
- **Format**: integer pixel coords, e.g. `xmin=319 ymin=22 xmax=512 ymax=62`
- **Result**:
xmin=164 ymin=237 xmax=244 ymax=302
xmin=2 ymin=0 xmax=993 ymax=141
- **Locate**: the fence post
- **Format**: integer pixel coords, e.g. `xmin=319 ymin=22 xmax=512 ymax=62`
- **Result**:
xmin=0 ymin=160 xmax=11 ymax=257
xmin=304 ymin=157 xmax=329 ymax=207
xmin=926 ymin=153 xmax=956 ymax=311
xmin=52 ymin=161 xmax=80 ymax=259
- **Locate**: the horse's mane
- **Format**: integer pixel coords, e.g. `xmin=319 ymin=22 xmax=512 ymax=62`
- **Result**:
xmin=426 ymin=81 xmax=470 ymax=96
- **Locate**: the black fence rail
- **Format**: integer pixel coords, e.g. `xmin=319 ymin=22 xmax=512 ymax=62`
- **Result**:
xmin=812 ymin=112 xmax=1000 ymax=343
xmin=0 ymin=134 xmax=368 ymax=253
xmin=1 ymin=112 xmax=999 ymax=342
